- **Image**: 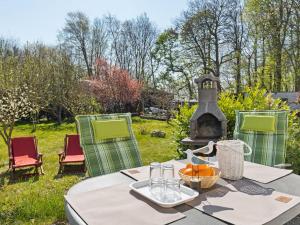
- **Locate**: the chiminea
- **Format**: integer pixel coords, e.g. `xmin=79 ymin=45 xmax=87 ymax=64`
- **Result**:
xmin=182 ymin=74 xmax=227 ymax=148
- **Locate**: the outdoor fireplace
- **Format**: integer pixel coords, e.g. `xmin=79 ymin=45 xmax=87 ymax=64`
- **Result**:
xmin=182 ymin=74 xmax=227 ymax=147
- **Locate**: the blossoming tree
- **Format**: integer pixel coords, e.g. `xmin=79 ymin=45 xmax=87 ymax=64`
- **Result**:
xmin=84 ymin=58 xmax=142 ymax=112
xmin=0 ymin=86 xmax=34 ymax=164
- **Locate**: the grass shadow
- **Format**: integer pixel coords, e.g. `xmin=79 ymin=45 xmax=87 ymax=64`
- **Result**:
xmin=132 ymin=116 xmax=147 ymax=124
xmin=37 ymin=123 xmax=75 ymax=132
xmin=54 ymin=165 xmax=86 ymax=180
xmin=51 ymin=220 xmax=68 ymax=225
xmin=0 ymin=168 xmax=40 ymax=186
xmin=14 ymin=120 xmax=76 ymax=133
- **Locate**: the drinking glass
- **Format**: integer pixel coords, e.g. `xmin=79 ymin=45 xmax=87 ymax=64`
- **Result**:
xmin=150 ymin=177 xmax=164 ymax=201
xmin=149 ymin=162 xmax=161 ymax=180
xmin=162 ymin=164 xmax=174 ymax=180
xmin=164 ymin=178 xmax=181 ymax=202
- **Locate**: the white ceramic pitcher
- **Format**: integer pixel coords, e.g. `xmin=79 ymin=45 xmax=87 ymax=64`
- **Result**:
xmin=216 ymin=140 xmax=252 ymax=180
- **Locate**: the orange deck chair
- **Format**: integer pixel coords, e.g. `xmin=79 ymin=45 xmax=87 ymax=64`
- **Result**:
xmin=9 ymin=136 xmax=44 ymax=174
xmin=58 ymin=134 xmax=85 ymax=173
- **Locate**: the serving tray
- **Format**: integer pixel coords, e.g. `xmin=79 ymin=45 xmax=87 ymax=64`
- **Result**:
xmin=129 ymin=179 xmax=199 ymax=208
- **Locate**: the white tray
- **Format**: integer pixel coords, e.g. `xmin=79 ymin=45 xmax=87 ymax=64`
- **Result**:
xmin=129 ymin=179 xmax=199 ymax=208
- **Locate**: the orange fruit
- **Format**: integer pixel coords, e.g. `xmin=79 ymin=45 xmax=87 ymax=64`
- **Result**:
xmin=192 ymin=164 xmax=199 ymax=172
xmin=182 ymin=168 xmax=193 ymax=176
xmin=181 ymin=164 xmax=215 ymax=177
xmin=197 ymin=164 xmax=209 ymax=170
xmin=199 ymin=167 xmax=214 ymax=176
xmin=186 ymin=163 xmax=193 ymax=169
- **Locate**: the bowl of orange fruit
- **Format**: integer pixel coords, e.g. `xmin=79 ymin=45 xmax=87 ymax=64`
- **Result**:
xmin=178 ymin=163 xmax=220 ymax=189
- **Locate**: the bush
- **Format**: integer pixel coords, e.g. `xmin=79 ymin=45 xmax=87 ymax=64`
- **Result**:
xmin=172 ymin=85 xmax=300 ymax=173
xmin=86 ymin=58 xmax=142 ymax=113
xmin=286 ymin=116 xmax=300 ymax=174
xmin=218 ymin=85 xmax=290 ymax=137
xmin=171 ymin=103 xmax=197 ymax=158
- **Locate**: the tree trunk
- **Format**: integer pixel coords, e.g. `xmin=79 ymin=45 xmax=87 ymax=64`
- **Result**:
xmin=247 ymin=57 xmax=252 ymax=87
xmin=57 ymin=105 xmax=63 ymax=124
xmin=0 ymin=124 xmax=14 ymax=166
xmin=254 ymin=35 xmax=258 ymax=84
xmin=236 ymin=50 xmax=241 ymax=94
xmin=81 ymin=43 xmax=92 ymax=77
xmin=183 ymin=72 xmax=193 ymax=100
xmin=215 ymin=38 xmax=220 ymax=77
xmin=274 ymin=47 xmax=282 ymax=92
xmin=261 ymin=37 xmax=266 ymax=88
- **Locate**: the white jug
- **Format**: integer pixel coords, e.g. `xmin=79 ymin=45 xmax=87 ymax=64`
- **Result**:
xmin=216 ymin=140 xmax=252 ymax=180
xmin=185 ymin=140 xmax=252 ymax=180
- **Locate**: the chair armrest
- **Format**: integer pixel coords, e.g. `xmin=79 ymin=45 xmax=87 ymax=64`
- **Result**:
xmin=58 ymin=151 xmax=65 ymax=161
xmin=274 ymin=163 xmax=292 ymax=169
xmin=37 ymin=153 xmax=43 ymax=161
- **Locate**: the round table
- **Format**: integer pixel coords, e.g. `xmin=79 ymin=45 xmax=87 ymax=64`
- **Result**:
xmin=65 ymin=170 xmax=300 ymax=225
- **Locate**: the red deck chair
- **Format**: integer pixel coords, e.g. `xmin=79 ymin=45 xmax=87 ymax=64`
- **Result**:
xmin=58 ymin=134 xmax=85 ymax=173
xmin=9 ymin=136 xmax=44 ymax=174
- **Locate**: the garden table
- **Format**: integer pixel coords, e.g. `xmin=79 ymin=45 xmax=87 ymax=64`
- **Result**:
xmin=65 ymin=161 xmax=300 ymax=225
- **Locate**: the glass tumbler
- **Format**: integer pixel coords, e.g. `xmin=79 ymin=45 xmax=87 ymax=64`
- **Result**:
xmin=149 ymin=162 xmax=161 ymax=181
xmin=164 ymin=178 xmax=181 ymax=202
xmin=162 ymin=164 xmax=174 ymax=180
xmin=150 ymin=177 xmax=164 ymax=201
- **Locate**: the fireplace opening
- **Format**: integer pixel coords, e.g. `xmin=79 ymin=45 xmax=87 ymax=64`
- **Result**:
xmin=196 ymin=113 xmax=222 ymax=139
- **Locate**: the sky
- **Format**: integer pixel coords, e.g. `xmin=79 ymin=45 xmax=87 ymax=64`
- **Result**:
xmin=0 ymin=0 xmax=188 ymax=45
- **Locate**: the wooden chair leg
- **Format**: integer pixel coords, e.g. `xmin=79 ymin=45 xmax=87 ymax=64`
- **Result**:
xmin=11 ymin=168 xmax=15 ymax=179
xmin=35 ymin=166 xmax=39 ymax=174
xmin=40 ymin=165 xmax=45 ymax=175
xmin=83 ymin=162 xmax=86 ymax=173
xmin=58 ymin=163 xmax=63 ymax=174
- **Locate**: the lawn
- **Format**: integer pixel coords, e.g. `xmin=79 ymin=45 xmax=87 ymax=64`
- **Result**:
xmin=0 ymin=117 xmax=178 ymax=225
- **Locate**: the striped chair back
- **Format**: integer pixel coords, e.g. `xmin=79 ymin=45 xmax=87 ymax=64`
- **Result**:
xmin=75 ymin=113 xmax=142 ymax=177
xmin=233 ymin=110 xmax=288 ymax=167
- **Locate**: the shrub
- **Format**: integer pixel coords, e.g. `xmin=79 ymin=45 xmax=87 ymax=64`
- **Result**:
xmin=286 ymin=116 xmax=300 ymax=174
xmin=172 ymin=103 xmax=197 ymax=158
xmin=85 ymin=58 xmax=142 ymax=113
xmin=218 ymin=85 xmax=290 ymax=137
xmin=141 ymin=87 xmax=173 ymax=111
xmin=172 ymin=85 xmax=300 ymax=173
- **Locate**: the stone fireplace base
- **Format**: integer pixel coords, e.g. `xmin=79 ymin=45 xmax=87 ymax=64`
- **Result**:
xmin=181 ymin=137 xmax=217 ymax=146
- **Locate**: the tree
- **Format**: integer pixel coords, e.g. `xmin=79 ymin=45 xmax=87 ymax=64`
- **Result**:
xmin=0 ymin=86 xmax=35 ymax=164
xmin=59 ymin=12 xmax=93 ymax=76
xmin=91 ymin=18 xmax=109 ymax=75
xmin=105 ymin=14 xmax=158 ymax=83
xmin=286 ymin=0 xmax=300 ymax=91
xmin=45 ymin=46 xmax=83 ymax=123
xmin=86 ymin=58 xmax=142 ymax=112
xmin=127 ymin=14 xmax=158 ymax=82
xmin=179 ymin=0 xmax=235 ymax=79
xmin=153 ymin=29 xmax=196 ymax=99
xmin=227 ymin=0 xmax=246 ymax=94
xmin=246 ymin=0 xmax=292 ymax=92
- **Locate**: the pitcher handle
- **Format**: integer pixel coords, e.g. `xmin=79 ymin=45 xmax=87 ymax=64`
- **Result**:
xmin=237 ymin=139 xmax=252 ymax=156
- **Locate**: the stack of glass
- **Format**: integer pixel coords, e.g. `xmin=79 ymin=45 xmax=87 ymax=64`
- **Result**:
xmin=149 ymin=162 xmax=181 ymax=202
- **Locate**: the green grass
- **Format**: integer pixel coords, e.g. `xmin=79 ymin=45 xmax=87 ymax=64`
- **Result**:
xmin=0 ymin=118 xmax=178 ymax=224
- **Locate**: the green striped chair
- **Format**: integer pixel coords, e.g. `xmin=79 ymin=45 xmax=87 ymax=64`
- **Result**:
xmin=233 ymin=110 xmax=288 ymax=167
xmin=75 ymin=113 xmax=143 ymax=177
